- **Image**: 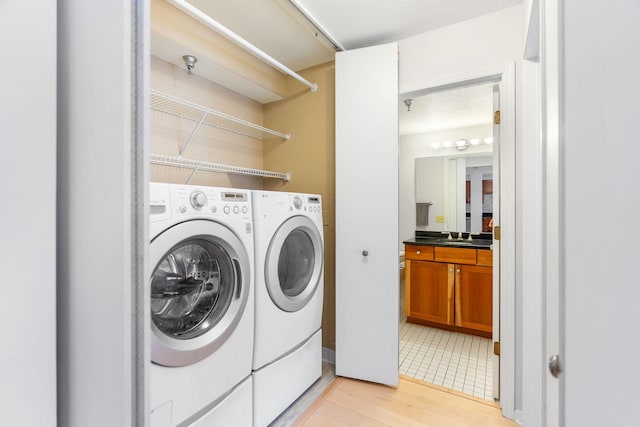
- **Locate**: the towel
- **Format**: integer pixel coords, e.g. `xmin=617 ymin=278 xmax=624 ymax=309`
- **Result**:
xmin=416 ymin=202 xmax=432 ymax=226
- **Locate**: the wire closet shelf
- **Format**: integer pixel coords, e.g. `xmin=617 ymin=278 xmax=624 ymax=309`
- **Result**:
xmin=150 ymin=89 xmax=291 ymax=144
xmin=150 ymin=154 xmax=291 ymax=182
xmin=150 ymin=90 xmax=292 ymax=182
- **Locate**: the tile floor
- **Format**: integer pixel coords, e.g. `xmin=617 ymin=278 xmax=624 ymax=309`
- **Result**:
xmin=399 ymin=321 xmax=494 ymax=401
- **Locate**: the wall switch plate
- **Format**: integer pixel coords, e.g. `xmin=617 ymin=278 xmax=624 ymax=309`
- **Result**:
xmin=435 ymin=215 xmax=445 ymax=223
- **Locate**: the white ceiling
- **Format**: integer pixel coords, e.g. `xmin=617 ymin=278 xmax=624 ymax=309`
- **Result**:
xmin=185 ymin=0 xmax=522 ymax=73
xmin=399 ymin=83 xmax=494 ymax=136
xmin=293 ymin=0 xmax=522 ymax=51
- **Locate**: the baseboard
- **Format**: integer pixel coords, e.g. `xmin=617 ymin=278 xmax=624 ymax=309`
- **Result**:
xmin=322 ymin=347 xmax=335 ymax=364
xmin=514 ymin=409 xmax=524 ymax=426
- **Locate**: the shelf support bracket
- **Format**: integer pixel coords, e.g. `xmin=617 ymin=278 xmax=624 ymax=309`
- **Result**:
xmin=185 ymin=162 xmax=202 ymax=184
xmin=180 ymin=112 xmax=207 ymax=155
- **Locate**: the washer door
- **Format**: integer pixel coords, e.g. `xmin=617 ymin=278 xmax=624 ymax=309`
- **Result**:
xmin=265 ymin=215 xmax=323 ymax=312
xmin=150 ymin=220 xmax=250 ymax=367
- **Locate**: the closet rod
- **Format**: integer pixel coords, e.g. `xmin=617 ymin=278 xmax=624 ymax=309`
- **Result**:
xmin=166 ymin=0 xmax=318 ymax=92
xmin=151 ymin=154 xmax=291 ymax=182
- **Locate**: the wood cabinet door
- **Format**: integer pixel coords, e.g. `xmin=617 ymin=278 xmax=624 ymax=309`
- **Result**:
xmin=455 ymin=265 xmax=493 ymax=333
xmin=407 ymin=261 xmax=454 ymax=325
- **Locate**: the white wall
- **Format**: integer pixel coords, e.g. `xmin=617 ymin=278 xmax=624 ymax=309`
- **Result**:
xmin=0 ymin=2 xmax=57 ymax=425
xmin=562 ymin=1 xmax=640 ymax=425
xmin=399 ymin=4 xmax=525 ymax=93
xmin=398 ymin=3 xmax=525 ymax=415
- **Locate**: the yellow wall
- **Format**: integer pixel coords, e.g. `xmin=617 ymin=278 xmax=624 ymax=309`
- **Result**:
xmin=150 ymin=56 xmax=266 ymax=189
xmin=263 ymin=62 xmax=336 ymax=350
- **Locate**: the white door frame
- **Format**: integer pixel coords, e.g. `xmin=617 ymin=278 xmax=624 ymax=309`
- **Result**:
xmin=401 ymin=61 xmax=517 ymax=419
xmin=57 ymin=1 xmax=149 ymax=425
xmin=541 ymin=0 xmax=562 ymax=424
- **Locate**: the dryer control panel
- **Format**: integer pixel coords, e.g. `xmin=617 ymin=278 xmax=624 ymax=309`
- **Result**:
xmin=252 ymin=190 xmax=322 ymax=219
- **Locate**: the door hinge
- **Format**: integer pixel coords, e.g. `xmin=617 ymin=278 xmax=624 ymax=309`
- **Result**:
xmin=493 ymin=342 xmax=500 ymax=356
xmin=494 ymin=225 xmax=501 ymax=241
xmin=494 ymin=110 xmax=501 ymax=125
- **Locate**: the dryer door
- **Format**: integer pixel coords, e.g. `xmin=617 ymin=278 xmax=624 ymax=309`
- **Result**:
xmin=265 ymin=215 xmax=323 ymax=312
xmin=150 ymin=220 xmax=250 ymax=367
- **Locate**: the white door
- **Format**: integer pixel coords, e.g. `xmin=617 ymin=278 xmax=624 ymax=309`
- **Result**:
xmin=335 ymin=42 xmax=399 ymax=386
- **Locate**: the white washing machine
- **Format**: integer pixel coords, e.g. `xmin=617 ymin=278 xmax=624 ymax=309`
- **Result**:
xmin=251 ymin=190 xmax=324 ymax=427
xmin=149 ymin=183 xmax=254 ymax=427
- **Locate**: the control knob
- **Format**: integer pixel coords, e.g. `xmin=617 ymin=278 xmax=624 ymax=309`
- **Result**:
xmin=293 ymin=196 xmax=303 ymax=210
xmin=190 ymin=191 xmax=207 ymax=209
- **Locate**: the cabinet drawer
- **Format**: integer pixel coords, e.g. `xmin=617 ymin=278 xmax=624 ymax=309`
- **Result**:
xmin=434 ymin=247 xmax=477 ymax=265
xmin=404 ymin=245 xmax=434 ymax=261
xmin=477 ymin=249 xmax=493 ymax=266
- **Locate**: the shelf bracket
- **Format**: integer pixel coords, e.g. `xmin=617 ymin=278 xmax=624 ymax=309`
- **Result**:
xmin=180 ymin=111 xmax=207 ymax=155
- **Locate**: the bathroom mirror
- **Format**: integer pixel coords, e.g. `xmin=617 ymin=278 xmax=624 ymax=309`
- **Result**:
xmin=415 ymin=154 xmax=492 ymax=233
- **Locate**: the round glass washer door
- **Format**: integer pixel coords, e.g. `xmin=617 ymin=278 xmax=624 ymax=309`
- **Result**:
xmin=265 ymin=215 xmax=323 ymax=312
xmin=149 ymin=219 xmax=250 ymax=367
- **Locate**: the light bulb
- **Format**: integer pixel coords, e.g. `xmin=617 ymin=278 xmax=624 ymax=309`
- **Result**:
xmin=470 ymin=138 xmax=480 ymax=145
xmin=456 ymin=139 xmax=467 ymax=147
xmin=443 ymin=140 xmax=452 ymax=148
xmin=484 ymin=137 xmax=494 ymax=144
xmin=430 ymin=142 xmax=441 ymax=149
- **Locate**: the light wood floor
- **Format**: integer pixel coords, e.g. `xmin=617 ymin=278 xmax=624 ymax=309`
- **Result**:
xmin=291 ymin=375 xmax=517 ymax=427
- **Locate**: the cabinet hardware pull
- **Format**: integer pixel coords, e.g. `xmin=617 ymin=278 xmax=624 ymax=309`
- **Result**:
xmin=362 ymin=250 xmax=369 ymax=256
xmin=416 ymin=250 xmax=421 ymax=255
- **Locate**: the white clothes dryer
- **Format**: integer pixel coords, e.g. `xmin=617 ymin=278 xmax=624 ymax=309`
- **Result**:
xmin=251 ymin=190 xmax=324 ymax=427
xmin=149 ymin=183 xmax=254 ymax=427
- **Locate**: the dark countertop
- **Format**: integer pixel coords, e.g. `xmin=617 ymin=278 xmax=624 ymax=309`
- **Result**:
xmin=403 ymin=230 xmax=493 ymax=250
xmin=403 ymin=237 xmax=492 ymax=249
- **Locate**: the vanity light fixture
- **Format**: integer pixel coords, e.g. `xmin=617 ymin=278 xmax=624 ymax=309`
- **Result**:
xmin=455 ymin=139 xmax=469 ymax=151
xmin=430 ymin=137 xmax=494 ymax=150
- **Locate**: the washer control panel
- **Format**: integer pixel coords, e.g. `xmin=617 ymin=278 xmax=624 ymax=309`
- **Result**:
xmin=168 ymin=185 xmax=252 ymax=221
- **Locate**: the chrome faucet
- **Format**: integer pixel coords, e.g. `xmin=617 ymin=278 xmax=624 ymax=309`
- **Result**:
xmin=457 ymin=232 xmax=463 ymax=240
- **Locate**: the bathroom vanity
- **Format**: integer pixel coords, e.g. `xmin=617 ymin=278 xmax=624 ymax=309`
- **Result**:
xmin=403 ymin=231 xmax=493 ymax=337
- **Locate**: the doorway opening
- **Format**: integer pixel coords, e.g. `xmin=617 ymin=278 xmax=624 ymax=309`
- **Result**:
xmin=398 ymin=80 xmax=500 ymax=402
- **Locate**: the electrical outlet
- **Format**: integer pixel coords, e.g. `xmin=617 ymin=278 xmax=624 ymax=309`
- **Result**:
xmin=435 ymin=215 xmax=445 ymax=223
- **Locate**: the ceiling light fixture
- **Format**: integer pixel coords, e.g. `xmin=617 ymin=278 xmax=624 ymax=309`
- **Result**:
xmin=430 ymin=142 xmax=441 ymax=150
xmin=403 ymin=99 xmax=414 ymax=111
xmin=470 ymin=138 xmax=480 ymax=145
xmin=182 ymin=54 xmax=198 ymax=73
xmin=484 ymin=137 xmax=494 ymax=144
xmin=443 ymin=140 xmax=453 ymax=148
